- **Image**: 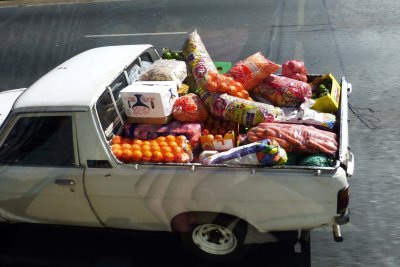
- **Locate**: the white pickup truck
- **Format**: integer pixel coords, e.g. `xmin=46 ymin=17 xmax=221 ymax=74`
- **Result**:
xmin=0 ymin=44 xmax=354 ymax=262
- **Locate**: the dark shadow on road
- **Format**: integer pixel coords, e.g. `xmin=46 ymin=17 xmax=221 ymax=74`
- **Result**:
xmin=0 ymin=224 xmax=310 ymax=267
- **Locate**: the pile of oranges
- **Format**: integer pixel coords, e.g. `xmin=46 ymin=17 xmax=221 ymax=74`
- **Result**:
xmin=204 ymin=70 xmax=251 ymax=100
xmin=111 ymin=135 xmax=191 ymax=163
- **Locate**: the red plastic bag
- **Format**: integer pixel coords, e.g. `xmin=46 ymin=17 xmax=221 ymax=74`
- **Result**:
xmin=251 ymin=74 xmax=312 ymax=107
xmin=172 ymin=93 xmax=209 ymax=122
xmin=226 ymin=52 xmax=281 ymax=91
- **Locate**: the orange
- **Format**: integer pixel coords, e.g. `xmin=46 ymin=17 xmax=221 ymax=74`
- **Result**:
xmin=219 ymin=82 xmax=229 ymax=93
xmin=158 ymin=141 xmax=169 ymax=147
xmin=165 ymin=135 xmax=176 ymax=143
xmin=131 ymin=144 xmax=141 ymax=151
xmin=168 ymin=141 xmax=178 ymax=147
xmin=156 ymin=136 xmax=167 ymax=143
xmin=131 ymin=150 xmax=142 ymax=162
xmin=163 ymin=152 xmax=175 ymax=162
xmin=176 ymin=135 xmax=187 ymax=145
xmin=228 ymin=85 xmax=238 ymax=96
xmin=160 ymin=146 xmax=172 ymax=153
xmin=150 ymin=144 xmax=161 ymax=152
xmin=175 ymin=152 xmax=189 ymax=163
xmin=235 ymin=91 xmax=244 ymax=99
xmin=121 ymin=138 xmax=132 ymax=144
xmin=205 ymin=134 xmax=214 ymax=142
xmin=132 ymin=139 xmax=143 ymax=145
xmin=141 ymin=150 xmax=152 ymax=162
xmin=206 ymin=80 xmax=218 ymax=93
xmin=171 ymin=146 xmax=184 ymax=155
xmin=151 ymin=151 xmax=164 ymax=162
xmin=112 ymin=148 xmax=123 ymax=160
xmin=142 ymin=140 xmax=151 ymax=146
xmin=121 ymin=143 xmax=132 ymax=150
xmin=111 ymin=144 xmax=122 ymax=150
xmin=121 ymin=149 xmax=133 ymax=162
xmin=112 ymin=135 xmax=122 ymax=145
xmin=141 ymin=144 xmax=151 ymax=152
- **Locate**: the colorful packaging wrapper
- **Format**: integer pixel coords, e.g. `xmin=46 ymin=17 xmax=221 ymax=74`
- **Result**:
xmin=200 ymin=89 xmax=281 ymax=127
xmin=202 ymin=139 xmax=287 ymax=166
xmin=251 ymin=74 xmax=312 ymax=107
xmin=226 ymin=52 xmax=281 ymax=91
xmin=181 ymin=30 xmax=217 ymax=87
xmin=244 ymin=122 xmax=338 ymax=155
xmin=199 ymin=89 xmax=335 ymax=129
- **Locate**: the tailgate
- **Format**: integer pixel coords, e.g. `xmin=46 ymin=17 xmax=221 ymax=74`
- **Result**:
xmin=338 ymin=77 xmax=354 ymax=177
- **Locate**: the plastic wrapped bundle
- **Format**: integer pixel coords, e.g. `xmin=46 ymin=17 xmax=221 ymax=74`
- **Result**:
xmin=181 ymin=30 xmax=217 ymax=87
xmin=202 ymin=139 xmax=287 ymax=166
xmin=226 ymin=52 xmax=281 ymax=91
xmin=244 ymin=122 xmax=338 ymax=155
xmin=251 ymin=74 xmax=312 ymax=107
xmin=139 ymin=59 xmax=187 ymax=87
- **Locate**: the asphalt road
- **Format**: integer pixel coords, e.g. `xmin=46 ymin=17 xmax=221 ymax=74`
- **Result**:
xmin=1 ymin=0 xmax=400 ymax=266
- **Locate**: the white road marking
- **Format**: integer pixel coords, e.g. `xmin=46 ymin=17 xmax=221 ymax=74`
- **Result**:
xmin=84 ymin=32 xmax=188 ymax=38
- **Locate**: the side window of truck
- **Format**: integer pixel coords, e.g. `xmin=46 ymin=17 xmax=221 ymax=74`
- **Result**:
xmin=0 ymin=116 xmax=75 ymax=166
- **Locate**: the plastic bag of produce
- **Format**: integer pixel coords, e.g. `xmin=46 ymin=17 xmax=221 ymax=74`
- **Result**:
xmin=226 ymin=52 xmax=281 ymax=91
xmin=181 ymin=30 xmax=217 ymax=87
xmin=124 ymin=121 xmax=203 ymax=149
xmin=200 ymin=89 xmax=281 ymax=127
xmin=282 ymin=60 xmax=308 ymax=82
xmin=251 ymin=74 xmax=312 ymax=107
xmin=199 ymin=88 xmax=335 ymax=129
xmin=139 ymin=59 xmax=187 ymax=87
xmin=244 ymin=122 xmax=338 ymax=155
xmin=202 ymin=139 xmax=287 ymax=166
xmin=172 ymin=93 xmax=209 ymax=122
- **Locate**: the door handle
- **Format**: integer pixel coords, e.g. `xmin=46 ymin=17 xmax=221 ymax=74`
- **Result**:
xmin=54 ymin=179 xmax=75 ymax=186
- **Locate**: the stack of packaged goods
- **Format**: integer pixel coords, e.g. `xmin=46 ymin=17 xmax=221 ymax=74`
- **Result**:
xmin=110 ymin=30 xmax=341 ymax=167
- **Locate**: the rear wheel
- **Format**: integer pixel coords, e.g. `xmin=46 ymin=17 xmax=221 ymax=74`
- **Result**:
xmin=178 ymin=214 xmax=249 ymax=262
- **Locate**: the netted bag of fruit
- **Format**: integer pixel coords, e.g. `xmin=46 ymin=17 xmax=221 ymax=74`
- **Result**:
xmin=226 ymin=52 xmax=281 ymax=91
xmin=244 ymin=122 xmax=338 ymax=155
xmin=172 ymin=93 xmax=209 ymax=123
xmin=251 ymin=74 xmax=312 ymax=107
xmin=203 ymin=70 xmax=251 ymax=100
xmin=202 ymin=139 xmax=287 ymax=166
xmin=181 ymin=30 xmax=217 ymax=87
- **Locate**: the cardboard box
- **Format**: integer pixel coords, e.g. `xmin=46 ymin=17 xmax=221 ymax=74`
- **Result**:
xmin=311 ymin=73 xmax=341 ymax=113
xmin=121 ymin=81 xmax=178 ymax=124
xmin=200 ymin=131 xmax=237 ymax=151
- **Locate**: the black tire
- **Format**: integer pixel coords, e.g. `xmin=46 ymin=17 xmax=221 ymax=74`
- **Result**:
xmin=178 ymin=213 xmax=250 ymax=263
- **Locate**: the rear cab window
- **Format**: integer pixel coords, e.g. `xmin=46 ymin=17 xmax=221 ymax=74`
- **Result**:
xmin=95 ymin=51 xmax=157 ymax=140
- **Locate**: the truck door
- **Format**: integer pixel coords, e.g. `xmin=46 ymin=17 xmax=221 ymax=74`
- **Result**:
xmin=0 ymin=114 xmax=101 ymax=226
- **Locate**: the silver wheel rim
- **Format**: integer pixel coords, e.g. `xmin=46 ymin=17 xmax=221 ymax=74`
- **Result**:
xmin=192 ymin=223 xmax=237 ymax=255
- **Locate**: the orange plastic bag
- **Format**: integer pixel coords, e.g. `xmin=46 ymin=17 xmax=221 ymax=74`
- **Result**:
xmin=226 ymin=52 xmax=281 ymax=91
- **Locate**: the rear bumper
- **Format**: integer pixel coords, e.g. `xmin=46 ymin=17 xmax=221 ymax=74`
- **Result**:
xmin=335 ymin=209 xmax=350 ymax=225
